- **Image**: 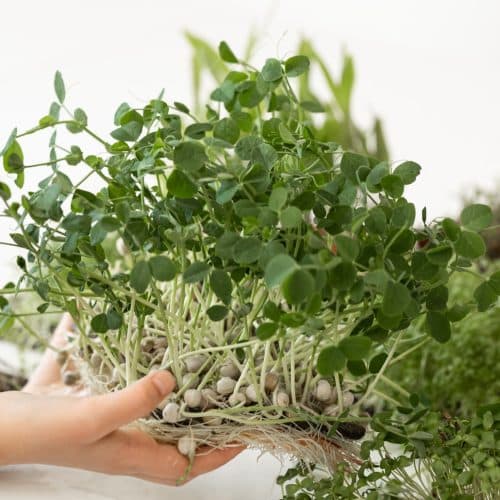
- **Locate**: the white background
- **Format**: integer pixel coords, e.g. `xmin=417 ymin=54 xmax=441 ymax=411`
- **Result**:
xmin=0 ymin=0 xmax=499 ymax=498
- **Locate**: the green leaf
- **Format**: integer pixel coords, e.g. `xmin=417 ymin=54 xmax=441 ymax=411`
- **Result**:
xmin=91 ymin=313 xmax=109 ymax=333
xmin=213 ymin=118 xmax=240 ymax=144
xmin=381 ymin=174 xmax=404 ymax=198
xmin=369 ymin=353 xmax=388 ymax=373
xmin=0 ymin=182 xmax=11 ymax=201
xmin=331 ymin=262 xmax=357 ymax=291
xmin=382 ymin=281 xmax=411 ymax=317
xmin=216 ymin=182 xmax=239 ymax=204
xmin=174 ymin=141 xmax=207 ymax=172
xmin=269 ymin=187 xmax=288 ymax=211
xmin=488 ymin=271 xmax=500 ymax=294
xmin=340 ymin=152 xmax=368 ymax=184
xmin=207 ymin=305 xmax=228 ymax=321
xmin=106 ymin=309 xmax=123 ymax=330
xmin=426 ymin=245 xmax=453 ymax=266
xmin=280 ymin=206 xmax=302 ymax=229
xmin=282 ymin=269 xmax=315 ymax=305
xmin=393 ymin=161 xmax=421 ymax=185
xmin=264 ymin=254 xmax=298 ymax=288
xmin=261 ymin=58 xmax=283 ymax=82
xmin=3 ymin=140 xmax=24 ymax=173
xmin=232 ymin=237 xmax=262 ymax=264
xmin=460 ymin=204 xmax=493 ymax=231
xmin=426 ymin=285 xmax=449 ymax=311
xmin=334 ymin=235 xmax=359 ymax=261
xmin=256 ymin=322 xmax=279 ymax=340
xmin=183 ymin=262 xmax=211 ymax=283
xmin=54 ymin=70 xmax=65 ymax=103
xmin=0 ymin=128 xmax=17 ymax=157
xmin=317 ymin=346 xmax=346 ymax=376
xmin=149 ymin=256 xmax=177 ymax=282
xmin=215 ymin=232 xmax=240 ymax=259
xmin=425 ymin=311 xmax=451 ymax=343
xmin=442 ymin=218 xmax=461 ymax=241
xmin=184 ymin=122 xmax=212 ymax=139
xmin=130 ymin=261 xmax=151 ymax=294
xmin=167 ymin=169 xmax=197 ymax=198
xmin=210 ymin=269 xmax=233 ymax=305
xmin=284 ymin=55 xmax=310 ymax=77
xmin=454 ymin=231 xmax=486 ymax=259
xmin=339 ymin=336 xmax=372 ymax=360
xmin=218 ymin=41 xmax=238 ymax=63
xmin=278 ymin=123 xmax=296 ymax=144
xmin=473 ymin=282 xmax=498 ymax=312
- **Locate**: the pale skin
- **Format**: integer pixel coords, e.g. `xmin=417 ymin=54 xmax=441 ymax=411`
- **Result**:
xmin=0 ymin=314 xmax=243 ymax=485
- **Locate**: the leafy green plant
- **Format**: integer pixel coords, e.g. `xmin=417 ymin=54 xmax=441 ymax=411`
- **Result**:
xmin=279 ymin=403 xmax=500 ymax=499
xmin=386 ymin=266 xmax=500 ymax=416
xmin=0 ymin=41 xmax=497 ymax=473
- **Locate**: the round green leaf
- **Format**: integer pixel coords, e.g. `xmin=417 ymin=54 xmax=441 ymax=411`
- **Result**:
xmin=167 ymin=169 xmax=197 ymax=198
xmin=280 ymin=206 xmax=302 ymax=229
xmin=213 ymin=117 xmax=240 ymax=144
xmin=284 ymin=55 xmax=310 ymax=77
xmin=207 ymin=305 xmax=228 ymax=321
xmin=106 ymin=309 xmax=123 ymax=330
xmin=232 ymin=237 xmax=262 ymax=264
xmin=130 ymin=261 xmax=151 ymax=294
xmin=460 ymin=204 xmax=493 ymax=231
xmin=331 ymin=262 xmax=357 ymax=291
xmin=317 ymin=346 xmax=346 ymax=376
xmin=256 ymin=322 xmax=279 ymax=340
xmin=393 ymin=161 xmax=421 ymax=185
xmin=282 ymin=269 xmax=315 ymax=305
xmin=369 ymin=353 xmax=388 ymax=373
xmin=426 ymin=245 xmax=453 ymax=266
xmin=339 ymin=335 xmax=372 ymax=360
xmin=264 ymin=254 xmax=298 ymax=288
xmin=425 ymin=311 xmax=451 ymax=343
xmin=334 ymin=235 xmax=360 ymax=261
xmin=269 ymin=187 xmax=288 ymax=212
xmin=218 ymin=41 xmax=238 ymax=63
xmin=454 ymin=231 xmax=486 ymax=259
xmin=442 ymin=218 xmax=461 ymax=241
xmin=382 ymin=281 xmax=411 ymax=317
xmin=210 ymin=269 xmax=233 ymax=305
xmin=215 ymin=232 xmax=240 ymax=259
xmin=261 ymin=58 xmax=283 ymax=82
xmin=473 ymin=282 xmax=498 ymax=312
xmin=149 ymin=256 xmax=177 ymax=282
xmin=91 ymin=313 xmax=109 ymax=334
xmin=173 ymin=141 xmax=207 ymax=172
xmin=183 ymin=262 xmax=211 ymax=283
xmin=425 ymin=285 xmax=449 ymax=311
xmin=381 ymin=174 xmax=404 ymax=198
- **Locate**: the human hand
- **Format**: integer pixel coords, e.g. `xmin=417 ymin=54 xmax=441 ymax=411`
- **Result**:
xmin=0 ymin=370 xmax=243 ymax=485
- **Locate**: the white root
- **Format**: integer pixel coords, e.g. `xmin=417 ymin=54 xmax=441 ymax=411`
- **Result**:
xmin=162 ymin=402 xmax=181 ymax=423
xmin=184 ymin=389 xmax=202 ymax=408
xmin=216 ymin=377 xmax=236 ymax=395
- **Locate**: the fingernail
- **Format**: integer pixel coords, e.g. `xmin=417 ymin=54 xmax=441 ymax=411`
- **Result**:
xmin=151 ymin=371 xmax=173 ymax=396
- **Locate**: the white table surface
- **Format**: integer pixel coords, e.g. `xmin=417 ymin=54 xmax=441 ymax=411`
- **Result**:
xmin=0 ymin=451 xmax=286 ymax=499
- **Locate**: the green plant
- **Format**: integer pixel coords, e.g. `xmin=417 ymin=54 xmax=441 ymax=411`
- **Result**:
xmin=386 ymin=266 xmax=500 ymax=416
xmin=0 ymin=41 xmax=497 ymax=472
xmin=279 ymin=403 xmax=500 ymax=499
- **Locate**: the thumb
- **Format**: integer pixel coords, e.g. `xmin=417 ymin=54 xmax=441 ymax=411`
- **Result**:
xmin=83 ymin=370 xmax=175 ymax=440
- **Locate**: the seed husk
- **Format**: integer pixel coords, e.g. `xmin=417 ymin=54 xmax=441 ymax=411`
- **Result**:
xmin=140 ymin=336 xmax=156 ymax=353
xmin=315 ymin=379 xmax=333 ymax=402
xmin=202 ymin=415 xmax=223 ymax=426
xmin=274 ymin=391 xmax=290 ymax=407
xmin=323 ymin=404 xmax=339 ymax=417
xmin=182 ymin=373 xmax=199 ymax=389
xmin=228 ymin=392 xmax=246 ymax=407
xmin=342 ymin=391 xmax=355 ymax=407
xmin=216 ymin=377 xmax=236 ymax=395
xmin=89 ymin=352 xmax=102 ymax=369
xmin=245 ymin=385 xmax=259 ymax=403
xmin=337 ymin=422 xmax=366 ymax=440
xmin=184 ymin=355 xmax=206 ymax=373
xmin=162 ymin=402 xmax=181 ymax=423
xmin=264 ymin=372 xmax=279 ymax=392
xmin=177 ymin=435 xmax=196 ymax=457
xmin=219 ymin=360 xmax=239 ymax=379
xmin=63 ymin=370 xmax=80 ymax=386
xmin=201 ymin=388 xmax=218 ymax=409
xmin=184 ymin=389 xmax=202 ymax=408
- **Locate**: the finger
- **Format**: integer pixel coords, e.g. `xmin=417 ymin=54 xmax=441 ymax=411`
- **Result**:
xmin=190 ymin=445 xmax=245 ymax=479
xmin=82 ymin=371 xmax=175 ymax=440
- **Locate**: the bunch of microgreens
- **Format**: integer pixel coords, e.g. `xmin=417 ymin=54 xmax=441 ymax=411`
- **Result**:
xmin=279 ymin=402 xmax=500 ymax=499
xmin=0 ymin=40 xmax=498 ymax=469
